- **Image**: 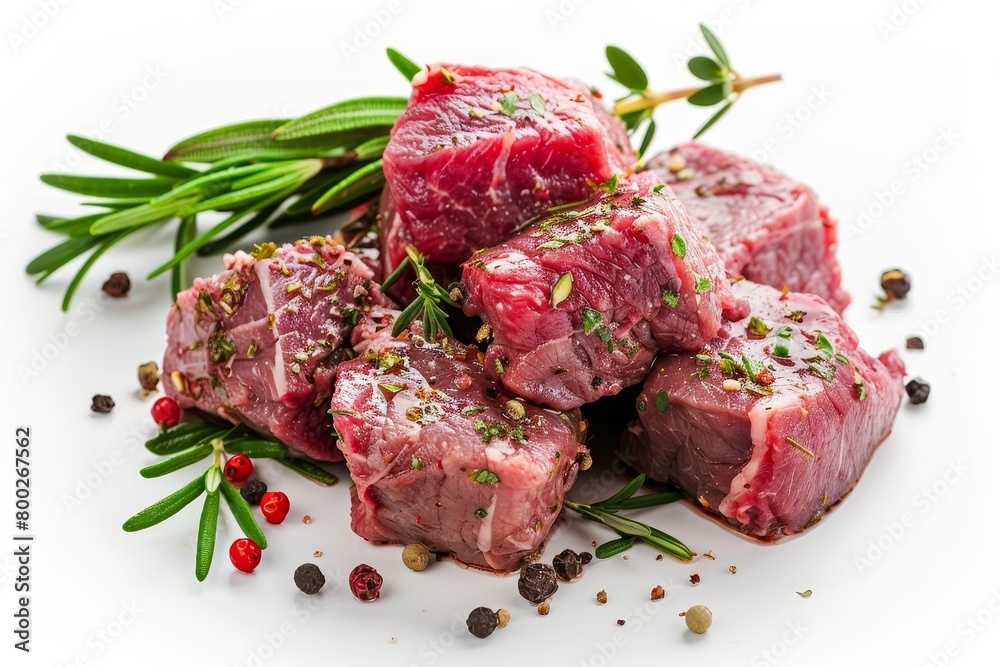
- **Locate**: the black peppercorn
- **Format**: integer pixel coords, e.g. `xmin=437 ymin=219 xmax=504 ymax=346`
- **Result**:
xmin=552 ymin=549 xmax=589 ymax=582
xmin=446 ymin=282 xmax=468 ymax=306
xmin=466 ymin=607 xmax=498 ymax=639
xmin=102 ymin=272 xmax=131 ymax=298
xmin=880 ymin=269 xmax=910 ymax=301
xmin=906 ymin=378 xmax=930 ymax=405
xmin=91 ymin=394 xmax=115 ymax=413
xmin=293 ymin=563 xmax=326 ymax=595
xmin=240 ymin=479 xmax=267 ymax=505
xmin=518 ymin=563 xmax=558 ymax=604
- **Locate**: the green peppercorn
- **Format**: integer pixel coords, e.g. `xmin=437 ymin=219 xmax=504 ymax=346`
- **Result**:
xmin=402 ymin=543 xmax=430 ymax=571
xmin=684 ymin=604 xmax=712 ymax=633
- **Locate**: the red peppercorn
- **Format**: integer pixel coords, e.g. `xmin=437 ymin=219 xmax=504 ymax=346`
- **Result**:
xmin=229 ymin=538 xmax=262 ymax=573
xmin=224 ymin=455 xmax=254 ymax=485
xmin=151 ymin=396 xmax=180 ymax=428
xmin=349 ymin=564 xmax=383 ymax=602
xmin=260 ymin=491 xmax=290 ymax=524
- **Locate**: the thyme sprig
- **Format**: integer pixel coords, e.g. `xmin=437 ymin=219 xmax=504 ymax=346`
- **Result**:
xmin=123 ymin=422 xmax=337 ymax=581
xmin=564 ymin=474 xmax=693 ymax=561
xmin=381 ymin=246 xmax=459 ymax=339
xmin=606 ymin=23 xmax=781 ymax=149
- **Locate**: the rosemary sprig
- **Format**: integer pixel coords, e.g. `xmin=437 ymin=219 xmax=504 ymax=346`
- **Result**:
xmin=564 ymin=474 xmax=692 ymax=561
xmin=380 ymin=246 xmax=459 ymax=339
xmin=29 ymin=93 xmax=405 ymax=310
xmin=606 ymin=23 xmax=781 ymax=149
xmin=123 ymin=421 xmax=337 ymax=581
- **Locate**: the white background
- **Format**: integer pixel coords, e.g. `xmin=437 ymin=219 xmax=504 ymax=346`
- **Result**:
xmin=2 ymin=1 xmax=998 ymax=666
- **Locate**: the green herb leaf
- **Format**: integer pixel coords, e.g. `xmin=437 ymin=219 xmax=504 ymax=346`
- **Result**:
xmin=655 ymin=389 xmax=669 ymax=413
xmin=278 ymin=457 xmax=338 ymax=486
xmin=605 ymin=45 xmax=649 ymax=91
xmin=692 ymin=100 xmax=734 ymax=140
xmin=581 ymin=307 xmax=603 ymax=335
xmin=390 ymin=247 xmax=456 ymax=339
xmin=596 ymin=474 xmax=647 ymax=508
xmin=195 ymin=489 xmax=220 ymax=581
xmin=814 ymin=332 xmax=835 ymax=358
xmin=637 ymin=118 xmax=656 ymax=158
xmin=386 ymin=47 xmax=422 ymax=81
xmin=595 ymin=536 xmax=636 ymax=559
xmin=273 ymin=97 xmax=407 ymax=141
xmin=774 ymin=326 xmax=793 ymax=358
xmin=163 ymin=119 xmax=290 ymax=162
xmin=597 ymin=511 xmax=652 ymax=537
xmin=529 ymin=93 xmax=546 ymax=116
xmin=25 ymin=234 xmax=101 ymax=278
xmin=611 ymin=491 xmax=683 ymax=511
xmin=66 ymin=134 xmax=198 ymax=178
xmin=145 ymin=423 xmax=227 ymax=456
xmin=171 ymin=215 xmax=197 ymax=299
xmin=37 ymin=211 xmax=107 ymax=235
xmin=854 ymin=370 xmax=867 ymax=402
xmin=699 ymin=23 xmax=731 ymax=69
xmin=695 ymin=276 xmax=711 ymax=292
xmin=40 ymin=173 xmax=176 ymax=198
xmin=469 ymin=469 xmax=500 ymax=484
xmin=139 ymin=442 xmax=214 ymax=478
xmin=58 ymin=230 xmax=133 ymax=311
xmin=688 ymin=56 xmax=724 ymax=81
xmin=747 ymin=316 xmax=772 ymax=337
xmin=500 ymin=91 xmax=518 ymax=116
xmin=551 ymin=272 xmax=573 ymax=307
xmin=219 ymin=479 xmax=267 ymax=549
xmin=671 ymin=234 xmax=687 ymax=258
xmin=688 ymin=82 xmax=731 ymax=107
xmin=122 ymin=476 xmax=206 ymax=532
xmin=312 ymin=159 xmax=385 ymax=214
xmin=223 ymin=438 xmax=289 ymax=459
xmin=661 ymin=289 xmax=679 ymax=308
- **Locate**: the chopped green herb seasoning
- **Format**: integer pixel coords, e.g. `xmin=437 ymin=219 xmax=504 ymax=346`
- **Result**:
xmin=655 ymin=390 xmax=669 ymax=413
xmin=581 ymin=307 xmax=603 ymax=335
xmin=250 ymin=242 xmax=277 ymax=260
xmin=671 ymin=234 xmax=687 ymax=258
xmin=411 ymin=456 xmax=423 ymax=471
xmin=599 ymin=174 xmax=619 ymax=193
xmin=853 ymin=370 xmax=867 ymax=401
xmin=500 ymin=91 xmax=518 ymax=115
xmin=786 ymin=310 xmax=805 ymax=323
xmin=529 ymin=93 xmax=546 ymax=116
xmin=747 ymin=316 xmax=771 ymax=337
xmin=813 ymin=332 xmax=834 ymax=358
xmin=774 ymin=326 xmax=793 ymax=358
xmin=661 ymin=290 xmax=679 ymax=308
xmin=469 ymin=469 xmax=500 ymax=484
xmin=551 ymin=272 xmax=573 ymax=307
xmin=695 ymin=276 xmax=711 ymax=292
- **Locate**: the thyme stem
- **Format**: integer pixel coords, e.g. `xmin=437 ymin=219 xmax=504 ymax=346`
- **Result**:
xmin=614 ymin=73 xmax=782 ymax=116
